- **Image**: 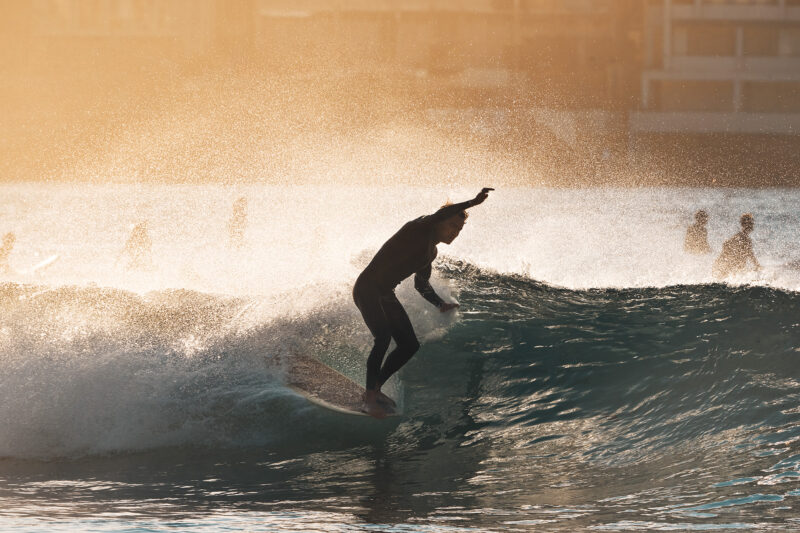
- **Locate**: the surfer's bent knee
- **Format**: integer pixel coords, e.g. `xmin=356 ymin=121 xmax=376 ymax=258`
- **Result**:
xmin=403 ymin=338 xmax=420 ymax=354
xmin=372 ymin=334 xmax=392 ymax=351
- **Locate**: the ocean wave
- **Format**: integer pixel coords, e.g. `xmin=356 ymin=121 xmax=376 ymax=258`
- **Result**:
xmin=432 ymin=261 xmax=800 ymax=460
xmin=0 ymin=265 xmax=798 ymax=460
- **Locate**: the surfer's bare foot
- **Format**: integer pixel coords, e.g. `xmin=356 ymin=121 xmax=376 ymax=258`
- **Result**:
xmin=362 ymin=391 xmax=388 ymax=419
xmin=375 ymin=390 xmax=397 ymax=408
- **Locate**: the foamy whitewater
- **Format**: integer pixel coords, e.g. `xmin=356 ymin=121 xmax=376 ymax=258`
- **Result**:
xmin=1 ymin=183 xmax=799 ymax=531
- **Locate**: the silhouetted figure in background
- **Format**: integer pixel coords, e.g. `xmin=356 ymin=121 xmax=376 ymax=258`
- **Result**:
xmin=684 ymin=210 xmax=711 ymax=255
xmin=0 ymin=232 xmax=16 ymax=275
xmin=354 ymin=188 xmax=492 ymax=418
xmin=120 ymin=222 xmax=153 ymax=271
xmin=713 ymin=213 xmax=761 ymax=279
xmin=228 ymin=196 xmax=247 ymax=250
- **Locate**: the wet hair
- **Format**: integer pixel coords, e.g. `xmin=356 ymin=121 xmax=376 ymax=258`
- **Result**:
xmin=440 ymin=201 xmax=468 ymax=221
xmin=740 ymin=213 xmax=754 ymax=229
xmin=695 ymin=210 xmax=708 ymax=223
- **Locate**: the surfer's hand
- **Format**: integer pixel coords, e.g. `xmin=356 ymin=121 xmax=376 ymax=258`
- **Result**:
xmin=472 ymin=188 xmax=493 ymax=206
xmin=439 ymin=302 xmax=459 ymax=313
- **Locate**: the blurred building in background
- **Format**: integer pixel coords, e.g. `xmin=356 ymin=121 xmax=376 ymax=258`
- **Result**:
xmin=245 ymin=0 xmax=643 ymax=181
xmin=9 ymin=0 xmax=217 ymax=71
xmin=2 ymin=0 xmax=798 ymax=184
xmin=9 ymin=0 xmax=800 ymax=126
xmin=627 ymin=0 xmax=800 ymax=184
xmin=250 ymin=0 xmax=641 ymax=110
xmin=1 ymin=1 xmax=643 ymax=111
xmin=632 ymin=0 xmax=800 ymax=135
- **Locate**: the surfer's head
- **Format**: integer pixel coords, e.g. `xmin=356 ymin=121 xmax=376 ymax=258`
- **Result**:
xmin=695 ymin=210 xmax=708 ymax=224
xmin=435 ymin=202 xmax=467 ymax=245
xmin=740 ymin=213 xmax=754 ymax=233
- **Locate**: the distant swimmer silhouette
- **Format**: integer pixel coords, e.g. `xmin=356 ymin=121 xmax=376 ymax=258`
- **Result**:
xmin=684 ymin=210 xmax=711 ymax=255
xmin=712 ymin=213 xmax=761 ymax=279
xmin=228 ymin=196 xmax=247 ymax=250
xmin=119 ymin=221 xmax=154 ymax=271
xmin=0 ymin=232 xmax=16 ymax=275
xmin=354 ymin=188 xmax=493 ymax=418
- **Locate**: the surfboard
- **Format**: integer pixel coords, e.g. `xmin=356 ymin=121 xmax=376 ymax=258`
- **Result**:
xmin=284 ymin=354 xmax=397 ymax=417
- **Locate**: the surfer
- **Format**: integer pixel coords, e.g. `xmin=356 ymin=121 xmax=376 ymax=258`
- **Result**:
xmin=354 ymin=188 xmax=493 ymax=418
xmin=712 ymin=213 xmax=761 ymax=279
xmin=0 ymin=232 xmax=16 ymax=275
xmin=228 ymin=196 xmax=248 ymax=250
xmin=119 ymin=221 xmax=154 ymax=271
xmin=684 ymin=210 xmax=711 ymax=255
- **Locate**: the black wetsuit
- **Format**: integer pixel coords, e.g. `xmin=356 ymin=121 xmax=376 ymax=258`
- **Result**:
xmin=354 ymin=200 xmax=473 ymax=391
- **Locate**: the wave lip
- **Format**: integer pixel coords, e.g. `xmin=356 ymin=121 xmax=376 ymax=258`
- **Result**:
xmin=0 ymin=284 xmax=276 ymax=458
xmin=1 ymin=260 xmax=799 ymax=461
xmin=0 ymin=283 xmax=408 ymax=459
xmin=429 ymin=262 xmax=800 ymax=457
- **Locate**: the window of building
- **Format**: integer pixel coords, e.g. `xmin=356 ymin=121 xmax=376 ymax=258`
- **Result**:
xmin=744 ymin=26 xmax=779 ymax=56
xmin=743 ymin=82 xmax=800 ymax=112
xmin=704 ymin=0 xmax=778 ymax=4
xmin=657 ymin=80 xmax=734 ymax=111
xmin=779 ymin=28 xmax=800 ymax=57
xmin=675 ymin=25 xmax=736 ymax=56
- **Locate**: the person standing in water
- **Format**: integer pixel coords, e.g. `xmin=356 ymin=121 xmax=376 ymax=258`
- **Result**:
xmin=120 ymin=221 xmax=154 ymax=271
xmin=712 ymin=213 xmax=761 ymax=279
xmin=228 ymin=196 xmax=248 ymax=250
xmin=0 ymin=232 xmax=16 ymax=275
xmin=684 ymin=210 xmax=711 ymax=254
xmin=354 ymin=188 xmax=493 ymax=418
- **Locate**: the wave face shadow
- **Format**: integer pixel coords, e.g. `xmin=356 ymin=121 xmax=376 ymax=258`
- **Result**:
xmin=1 ymin=262 xmax=798 ymax=463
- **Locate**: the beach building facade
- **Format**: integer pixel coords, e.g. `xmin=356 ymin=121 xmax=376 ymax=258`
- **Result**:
xmin=631 ymin=0 xmax=800 ymax=135
xmin=251 ymin=0 xmax=640 ymax=109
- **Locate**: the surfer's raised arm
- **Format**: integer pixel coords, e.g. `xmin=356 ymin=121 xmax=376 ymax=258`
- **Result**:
xmin=423 ymin=188 xmax=493 ymax=225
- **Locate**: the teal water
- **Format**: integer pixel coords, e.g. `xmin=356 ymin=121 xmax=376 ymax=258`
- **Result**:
xmin=0 ymin=185 xmax=799 ymax=531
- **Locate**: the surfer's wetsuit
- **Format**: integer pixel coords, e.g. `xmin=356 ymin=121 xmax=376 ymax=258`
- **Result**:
xmin=354 ymin=199 xmax=474 ymax=391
